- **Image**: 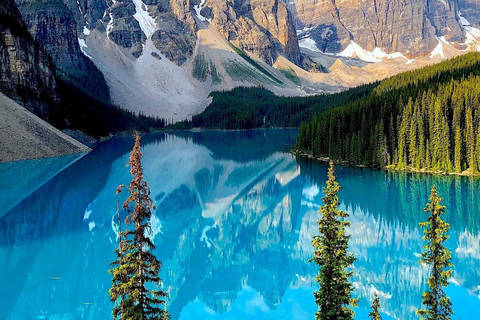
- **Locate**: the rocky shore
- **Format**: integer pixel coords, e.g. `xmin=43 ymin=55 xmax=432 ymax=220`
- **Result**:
xmin=0 ymin=93 xmax=90 ymax=163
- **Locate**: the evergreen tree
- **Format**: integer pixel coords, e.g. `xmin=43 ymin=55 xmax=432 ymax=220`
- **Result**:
xmin=109 ymin=132 xmax=170 ymax=320
xmin=475 ymin=124 xmax=480 ymax=173
xmin=454 ymin=126 xmax=462 ymax=173
xmin=311 ymin=161 xmax=357 ymax=320
xmin=368 ymin=293 xmax=382 ymax=320
xmin=409 ymin=102 xmax=419 ymax=167
xmin=416 ymin=186 xmax=453 ymax=320
xmin=294 ymin=52 xmax=480 ymax=176
xmin=466 ymin=107 xmax=475 ymax=170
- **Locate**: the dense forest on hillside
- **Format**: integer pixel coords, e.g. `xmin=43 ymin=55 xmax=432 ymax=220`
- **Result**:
xmin=16 ymin=73 xmax=166 ymax=139
xmin=54 ymin=80 xmax=165 ymax=139
xmin=174 ymin=84 xmax=376 ymax=129
xmin=294 ymin=53 xmax=480 ymax=175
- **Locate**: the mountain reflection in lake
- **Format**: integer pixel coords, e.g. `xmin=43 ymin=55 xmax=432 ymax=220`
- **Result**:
xmin=1 ymin=129 xmax=479 ymax=320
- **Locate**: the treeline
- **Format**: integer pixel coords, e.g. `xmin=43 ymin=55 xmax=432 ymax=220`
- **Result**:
xmin=53 ymin=80 xmax=166 ymax=139
xmin=295 ymin=53 xmax=480 ymax=175
xmin=174 ymin=84 xmax=376 ymax=130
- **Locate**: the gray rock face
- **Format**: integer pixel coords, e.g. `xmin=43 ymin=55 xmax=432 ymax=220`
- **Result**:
xmin=16 ymin=0 xmax=88 ymax=72
xmin=205 ymin=0 xmax=301 ymax=65
xmin=149 ymin=0 xmax=196 ymax=65
xmin=60 ymin=0 xmax=197 ymax=65
xmin=103 ymin=0 xmax=146 ymax=57
xmin=0 ymin=0 xmax=59 ymax=119
xmin=151 ymin=21 xmax=195 ymax=65
xmin=63 ymin=0 xmax=107 ymax=32
xmin=290 ymin=0 xmax=477 ymax=57
xmin=11 ymin=0 xmax=300 ymax=69
xmin=15 ymin=0 xmax=111 ymax=103
xmin=249 ymin=0 xmax=300 ymax=64
xmin=458 ymin=0 xmax=480 ymax=26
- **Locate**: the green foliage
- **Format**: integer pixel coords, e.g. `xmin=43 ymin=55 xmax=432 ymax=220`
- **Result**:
xmin=222 ymin=60 xmax=279 ymax=86
xmin=109 ymin=133 xmax=169 ymax=320
xmin=416 ymin=186 xmax=453 ymax=320
xmin=279 ymin=67 xmax=301 ymax=86
xmin=176 ymin=83 xmax=375 ymax=129
xmin=228 ymin=43 xmax=282 ymax=85
xmin=210 ymin=61 xmax=222 ymax=85
xmin=295 ymin=53 xmax=480 ymax=175
xmin=55 ymin=79 xmax=166 ymax=139
xmin=192 ymin=53 xmax=209 ymax=82
xmin=368 ymin=293 xmax=382 ymax=320
xmin=192 ymin=53 xmax=222 ymax=85
xmin=311 ymin=162 xmax=357 ymax=320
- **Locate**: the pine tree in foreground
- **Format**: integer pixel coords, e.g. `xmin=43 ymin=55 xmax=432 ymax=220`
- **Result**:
xmin=368 ymin=293 xmax=382 ymax=320
xmin=311 ymin=161 xmax=357 ymax=320
xmin=416 ymin=185 xmax=453 ymax=320
xmin=109 ymin=132 xmax=169 ymax=320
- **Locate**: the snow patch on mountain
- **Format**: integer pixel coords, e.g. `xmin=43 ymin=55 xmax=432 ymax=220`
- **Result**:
xmin=78 ymin=38 xmax=94 ymax=60
xmin=430 ymin=37 xmax=447 ymax=59
xmin=132 ymin=0 xmax=156 ymax=38
xmin=338 ymin=41 xmax=381 ymax=63
xmin=106 ymin=0 xmax=116 ymax=36
xmin=194 ymin=0 xmax=211 ymax=23
xmin=459 ymin=12 xmax=480 ymax=52
xmin=370 ymin=47 xmax=408 ymax=61
xmin=296 ymin=26 xmax=315 ymax=35
xmin=299 ymin=37 xmax=410 ymax=64
xmin=298 ymin=36 xmax=321 ymax=52
xmin=459 ymin=12 xmax=470 ymax=27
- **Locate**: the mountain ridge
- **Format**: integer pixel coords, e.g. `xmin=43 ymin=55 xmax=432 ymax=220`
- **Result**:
xmin=2 ymin=0 xmax=480 ymax=124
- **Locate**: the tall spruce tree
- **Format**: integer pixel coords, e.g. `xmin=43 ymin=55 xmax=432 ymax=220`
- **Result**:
xmin=311 ymin=161 xmax=357 ymax=320
xmin=109 ymin=132 xmax=169 ymax=320
xmin=368 ymin=293 xmax=382 ymax=320
xmin=416 ymin=186 xmax=453 ymax=320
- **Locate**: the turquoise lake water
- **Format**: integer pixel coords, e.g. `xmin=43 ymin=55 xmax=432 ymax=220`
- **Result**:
xmin=1 ymin=129 xmax=479 ymax=320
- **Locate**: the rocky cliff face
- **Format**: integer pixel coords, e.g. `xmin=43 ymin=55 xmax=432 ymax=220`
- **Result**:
xmin=63 ymin=0 xmax=198 ymax=65
xmin=203 ymin=0 xmax=300 ymax=65
xmin=61 ymin=0 xmax=300 ymax=66
xmin=15 ymin=0 xmax=111 ymax=103
xmin=0 ymin=0 xmax=59 ymax=119
xmin=290 ymin=0 xmax=477 ymax=57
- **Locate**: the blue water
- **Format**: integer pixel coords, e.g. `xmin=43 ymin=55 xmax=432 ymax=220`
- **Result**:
xmin=1 ymin=129 xmax=479 ymax=320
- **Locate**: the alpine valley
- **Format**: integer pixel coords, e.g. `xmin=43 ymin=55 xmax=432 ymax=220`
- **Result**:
xmin=3 ymin=1 xmax=480 ymax=319
xmin=1 ymin=0 xmax=480 ymax=129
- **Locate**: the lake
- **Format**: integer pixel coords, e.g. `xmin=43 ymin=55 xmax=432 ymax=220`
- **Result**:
xmin=1 ymin=129 xmax=479 ymax=320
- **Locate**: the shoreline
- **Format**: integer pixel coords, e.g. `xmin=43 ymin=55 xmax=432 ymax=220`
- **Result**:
xmin=0 ymin=93 xmax=91 ymax=163
xmin=291 ymin=151 xmax=480 ymax=178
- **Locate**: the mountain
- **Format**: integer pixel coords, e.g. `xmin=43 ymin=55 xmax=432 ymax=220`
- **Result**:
xmin=0 ymin=0 xmax=59 ymax=120
xmin=0 ymin=0 xmax=167 ymax=151
xmin=291 ymin=0 xmax=480 ymax=57
xmin=15 ymin=0 xmax=111 ymax=103
xmin=2 ymin=0 xmax=480 ymax=124
xmin=58 ymin=0 xmax=480 ymax=120
xmin=58 ymin=0 xmax=309 ymax=121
